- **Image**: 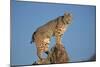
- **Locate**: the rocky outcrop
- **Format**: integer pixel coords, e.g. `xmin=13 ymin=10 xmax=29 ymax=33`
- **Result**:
xmin=32 ymin=43 xmax=69 ymax=65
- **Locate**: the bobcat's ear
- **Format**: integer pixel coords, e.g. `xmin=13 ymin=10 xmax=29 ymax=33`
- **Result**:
xmin=64 ymin=12 xmax=71 ymax=17
xmin=64 ymin=12 xmax=68 ymax=17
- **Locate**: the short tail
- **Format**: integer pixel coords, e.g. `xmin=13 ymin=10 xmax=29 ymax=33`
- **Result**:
xmin=30 ymin=31 xmax=36 ymax=44
xmin=30 ymin=40 xmax=33 ymax=44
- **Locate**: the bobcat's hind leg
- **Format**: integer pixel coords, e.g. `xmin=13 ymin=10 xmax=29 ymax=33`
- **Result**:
xmin=37 ymin=38 xmax=50 ymax=60
xmin=37 ymin=48 xmax=43 ymax=61
xmin=43 ymin=38 xmax=50 ymax=55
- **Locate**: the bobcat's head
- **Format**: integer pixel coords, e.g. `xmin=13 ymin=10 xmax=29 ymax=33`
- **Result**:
xmin=63 ymin=12 xmax=72 ymax=24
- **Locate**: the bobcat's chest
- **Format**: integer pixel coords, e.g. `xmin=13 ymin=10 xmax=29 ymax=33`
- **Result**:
xmin=56 ymin=24 xmax=67 ymax=35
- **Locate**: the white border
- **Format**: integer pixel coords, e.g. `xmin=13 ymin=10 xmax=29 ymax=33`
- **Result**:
xmin=18 ymin=0 xmax=96 ymax=5
xmin=0 ymin=0 xmax=10 ymax=67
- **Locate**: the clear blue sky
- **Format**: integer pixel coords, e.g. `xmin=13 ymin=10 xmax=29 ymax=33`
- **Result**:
xmin=11 ymin=0 xmax=96 ymax=65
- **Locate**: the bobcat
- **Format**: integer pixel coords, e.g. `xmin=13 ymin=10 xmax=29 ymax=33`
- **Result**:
xmin=31 ymin=12 xmax=72 ymax=60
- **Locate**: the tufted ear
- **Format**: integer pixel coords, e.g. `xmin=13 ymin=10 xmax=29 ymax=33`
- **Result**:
xmin=64 ymin=12 xmax=72 ymax=17
xmin=64 ymin=12 xmax=68 ymax=17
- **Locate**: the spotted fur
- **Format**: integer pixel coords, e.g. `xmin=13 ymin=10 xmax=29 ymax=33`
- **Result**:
xmin=31 ymin=12 xmax=72 ymax=60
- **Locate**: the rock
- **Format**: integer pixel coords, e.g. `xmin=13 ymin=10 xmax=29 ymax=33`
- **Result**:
xmin=32 ymin=43 xmax=69 ymax=65
xmin=47 ymin=43 xmax=69 ymax=64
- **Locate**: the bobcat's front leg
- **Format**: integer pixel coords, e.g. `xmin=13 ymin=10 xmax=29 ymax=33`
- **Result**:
xmin=55 ymin=34 xmax=62 ymax=44
xmin=55 ymin=28 xmax=63 ymax=44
